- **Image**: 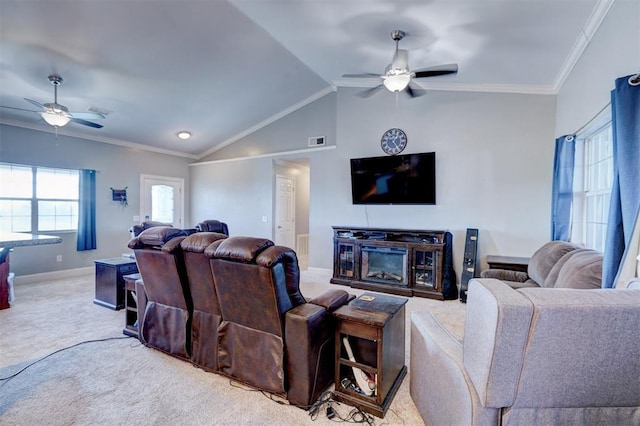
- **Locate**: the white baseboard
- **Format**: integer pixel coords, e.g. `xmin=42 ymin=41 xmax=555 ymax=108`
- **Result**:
xmin=14 ymin=267 xmax=94 ymax=285
xmin=305 ymin=267 xmax=332 ymax=276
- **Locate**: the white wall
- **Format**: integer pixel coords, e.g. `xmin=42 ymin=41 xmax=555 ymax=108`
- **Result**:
xmin=556 ymin=0 xmax=640 ymax=135
xmin=200 ymin=91 xmax=337 ymax=161
xmin=192 ymin=89 xmax=556 ymax=278
xmin=0 ymin=124 xmax=191 ymax=275
xmin=311 ymin=89 xmax=556 ymax=270
xmin=190 ymin=156 xmax=274 ymax=238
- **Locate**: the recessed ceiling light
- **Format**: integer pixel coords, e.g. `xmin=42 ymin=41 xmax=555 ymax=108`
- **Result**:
xmin=177 ymin=131 xmax=191 ymax=140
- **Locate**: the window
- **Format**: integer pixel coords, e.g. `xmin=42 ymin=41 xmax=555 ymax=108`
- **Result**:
xmin=0 ymin=163 xmax=79 ymax=233
xmin=578 ymin=123 xmax=613 ymax=252
xmin=151 ymin=184 xmax=175 ymax=224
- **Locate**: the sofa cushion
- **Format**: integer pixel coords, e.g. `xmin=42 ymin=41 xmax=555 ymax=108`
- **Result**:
xmin=213 ymin=236 xmax=274 ymax=262
xmin=180 ymin=232 xmax=227 ymax=253
xmin=527 ymin=241 xmax=581 ymax=287
xmin=127 ymin=226 xmax=187 ymax=249
xmin=553 ymin=249 xmax=603 ymax=289
xmin=512 ymin=287 xmax=640 ymax=408
xmin=139 ymin=226 xmax=186 ymax=245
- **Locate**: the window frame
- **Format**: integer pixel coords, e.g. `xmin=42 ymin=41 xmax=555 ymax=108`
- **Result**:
xmin=571 ymin=109 xmax=613 ymax=252
xmin=0 ymin=162 xmax=80 ymax=234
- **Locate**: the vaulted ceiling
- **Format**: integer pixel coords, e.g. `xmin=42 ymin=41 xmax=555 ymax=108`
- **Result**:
xmin=0 ymin=0 xmax=606 ymax=159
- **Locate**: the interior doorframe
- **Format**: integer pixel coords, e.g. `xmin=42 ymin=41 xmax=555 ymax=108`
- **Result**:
xmin=274 ymin=173 xmax=296 ymax=248
xmin=140 ymin=174 xmax=185 ymax=227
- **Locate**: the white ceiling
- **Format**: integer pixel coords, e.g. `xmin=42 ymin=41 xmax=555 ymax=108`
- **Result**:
xmin=0 ymin=0 xmax=607 ymax=159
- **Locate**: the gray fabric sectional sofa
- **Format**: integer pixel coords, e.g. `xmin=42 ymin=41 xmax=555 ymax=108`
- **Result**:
xmin=410 ymin=241 xmax=640 ymax=425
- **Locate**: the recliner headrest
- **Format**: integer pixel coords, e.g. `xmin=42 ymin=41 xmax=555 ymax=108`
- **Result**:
xmin=128 ymin=226 xmax=187 ymax=249
xmin=212 ymin=236 xmax=274 ymax=262
xmin=181 ymin=232 xmax=227 ymax=253
xmin=195 ymin=220 xmax=229 ymax=235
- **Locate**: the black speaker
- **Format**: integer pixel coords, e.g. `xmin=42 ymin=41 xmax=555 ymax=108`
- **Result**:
xmin=460 ymin=228 xmax=479 ymax=303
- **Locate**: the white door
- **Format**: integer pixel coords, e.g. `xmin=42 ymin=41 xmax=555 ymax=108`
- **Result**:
xmin=140 ymin=175 xmax=184 ymax=227
xmin=275 ymin=175 xmax=295 ymax=248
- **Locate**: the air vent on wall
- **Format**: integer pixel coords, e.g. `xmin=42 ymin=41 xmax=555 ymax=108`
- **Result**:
xmin=308 ymin=136 xmax=325 ymax=147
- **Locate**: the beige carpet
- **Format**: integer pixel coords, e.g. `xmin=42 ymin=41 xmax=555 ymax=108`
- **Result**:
xmin=0 ymin=268 xmax=466 ymax=425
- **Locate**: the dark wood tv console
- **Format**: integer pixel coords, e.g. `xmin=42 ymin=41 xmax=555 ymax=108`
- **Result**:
xmin=330 ymin=226 xmax=450 ymax=300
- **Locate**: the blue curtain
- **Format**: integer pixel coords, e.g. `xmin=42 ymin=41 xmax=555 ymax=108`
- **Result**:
xmin=602 ymin=75 xmax=640 ymax=288
xmin=550 ymin=135 xmax=576 ymax=241
xmin=77 ymin=169 xmax=97 ymax=251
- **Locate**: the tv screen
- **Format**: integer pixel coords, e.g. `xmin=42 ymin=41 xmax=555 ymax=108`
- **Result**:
xmin=350 ymin=152 xmax=436 ymax=205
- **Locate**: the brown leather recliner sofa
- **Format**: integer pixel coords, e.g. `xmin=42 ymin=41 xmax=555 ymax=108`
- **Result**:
xmin=195 ymin=219 xmax=229 ymax=235
xmin=129 ymin=229 xmax=352 ymax=407
xmin=129 ymin=220 xmax=173 ymax=237
xmin=206 ymin=236 xmax=352 ymax=407
xmin=127 ymin=226 xmax=192 ymax=360
xmin=180 ymin=231 xmax=228 ymax=372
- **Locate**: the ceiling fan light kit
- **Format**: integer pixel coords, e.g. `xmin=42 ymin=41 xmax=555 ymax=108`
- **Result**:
xmin=41 ymin=111 xmax=71 ymax=127
xmin=7 ymin=74 xmax=106 ymax=129
xmin=383 ymin=74 xmax=411 ymax=92
xmin=342 ymin=29 xmax=458 ymax=98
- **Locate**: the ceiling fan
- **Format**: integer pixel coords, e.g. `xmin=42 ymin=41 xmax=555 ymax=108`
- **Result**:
xmin=1 ymin=75 xmax=105 ymax=128
xmin=342 ymin=30 xmax=458 ymax=98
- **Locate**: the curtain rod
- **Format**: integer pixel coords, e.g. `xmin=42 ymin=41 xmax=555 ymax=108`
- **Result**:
xmin=572 ymin=102 xmax=611 ymax=136
xmin=569 ymin=72 xmax=638 ymax=136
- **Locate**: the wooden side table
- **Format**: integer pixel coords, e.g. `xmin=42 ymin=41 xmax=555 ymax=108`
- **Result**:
xmin=123 ymin=273 xmax=141 ymax=338
xmin=332 ymin=292 xmax=408 ymax=418
xmin=94 ymin=257 xmax=138 ymax=310
xmin=486 ymin=255 xmax=530 ymax=273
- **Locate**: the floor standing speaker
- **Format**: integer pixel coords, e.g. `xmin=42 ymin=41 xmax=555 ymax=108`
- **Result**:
xmin=460 ymin=228 xmax=479 ymax=303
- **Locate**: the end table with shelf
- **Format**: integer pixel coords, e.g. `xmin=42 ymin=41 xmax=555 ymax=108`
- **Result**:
xmin=332 ymin=292 xmax=407 ymax=418
xmin=123 ymin=273 xmax=142 ymax=338
xmin=94 ymin=257 xmax=138 ymax=310
xmin=486 ymin=255 xmax=530 ymax=273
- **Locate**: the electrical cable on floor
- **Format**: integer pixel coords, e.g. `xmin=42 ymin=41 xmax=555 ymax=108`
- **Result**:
xmin=0 ymin=335 xmax=134 ymax=388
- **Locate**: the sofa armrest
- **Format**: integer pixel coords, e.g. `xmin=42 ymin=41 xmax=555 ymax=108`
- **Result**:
xmin=411 ymin=311 xmax=499 ymax=426
xmin=308 ymin=289 xmax=353 ymax=312
xmin=285 ymin=303 xmax=335 ymax=407
xmin=480 ymin=269 xmax=529 ymax=282
xmin=463 ymin=278 xmax=534 ymax=408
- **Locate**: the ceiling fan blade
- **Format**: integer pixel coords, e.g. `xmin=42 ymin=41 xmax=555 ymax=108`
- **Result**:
xmin=406 ymin=82 xmax=427 ymax=98
xmin=71 ymin=118 xmax=103 ymax=129
xmin=342 ymin=73 xmax=381 ymax=78
xmin=24 ymin=98 xmax=45 ymax=109
xmin=391 ymin=49 xmax=409 ymax=70
xmin=70 ymin=111 xmax=106 ymax=120
xmin=357 ymin=85 xmax=385 ymax=98
xmin=413 ymin=64 xmax=458 ymax=78
xmin=1 ymin=105 xmax=40 ymax=113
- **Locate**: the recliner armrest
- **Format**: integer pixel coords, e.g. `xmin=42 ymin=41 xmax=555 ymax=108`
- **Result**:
xmin=480 ymin=268 xmax=529 ymax=282
xmin=285 ymin=303 xmax=334 ymax=406
xmin=308 ymin=289 xmax=354 ymax=312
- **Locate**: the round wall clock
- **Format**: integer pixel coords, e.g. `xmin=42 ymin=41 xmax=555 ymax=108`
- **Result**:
xmin=381 ymin=128 xmax=407 ymax=155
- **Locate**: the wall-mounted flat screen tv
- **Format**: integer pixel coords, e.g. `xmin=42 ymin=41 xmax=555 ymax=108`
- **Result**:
xmin=350 ymin=152 xmax=436 ymax=205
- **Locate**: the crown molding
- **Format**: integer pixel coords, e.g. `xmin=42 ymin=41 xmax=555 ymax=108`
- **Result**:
xmin=552 ymin=0 xmax=616 ymax=92
xmin=196 ymin=86 xmax=336 ymax=160
xmin=0 ymin=118 xmax=199 ymax=159
xmin=191 ymin=144 xmax=335 ymax=167
xmin=334 ymin=79 xmax=557 ymax=95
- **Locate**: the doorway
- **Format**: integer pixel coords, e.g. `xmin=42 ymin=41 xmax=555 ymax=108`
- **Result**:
xmin=140 ymin=174 xmax=184 ymax=227
xmin=275 ymin=174 xmax=296 ymax=249
xmin=273 ymin=159 xmax=310 ymax=269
